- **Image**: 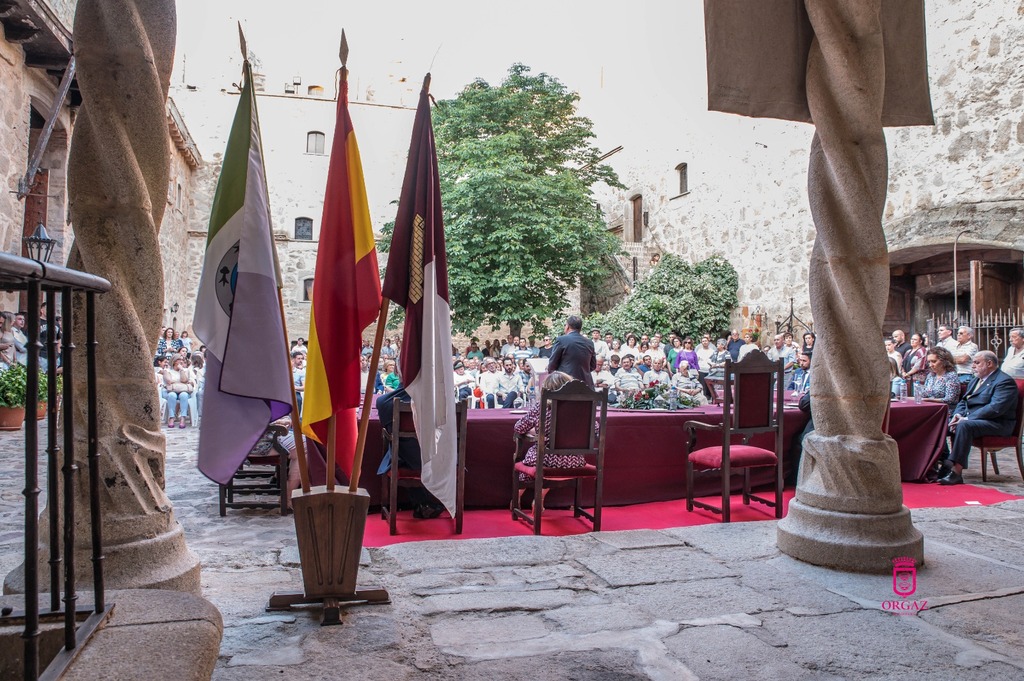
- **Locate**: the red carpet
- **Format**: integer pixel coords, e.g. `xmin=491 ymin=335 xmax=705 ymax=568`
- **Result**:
xmin=363 ymin=483 xmax=1021 ymax=547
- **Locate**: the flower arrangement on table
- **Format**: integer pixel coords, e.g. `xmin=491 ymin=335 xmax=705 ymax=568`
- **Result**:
xmin=616 ymin=382 xmax=701 ymax=410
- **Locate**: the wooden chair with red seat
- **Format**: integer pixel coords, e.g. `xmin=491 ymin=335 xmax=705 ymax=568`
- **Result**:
xmin=511 ymin=380 xmax=608 ymax=535
xmin=976 ymin=378 xmax=1024 ymax=482
xmin=683 ymin=352 xmax=785 ymax=522
xmin=380 ymin=400 xmax=468 ymax=535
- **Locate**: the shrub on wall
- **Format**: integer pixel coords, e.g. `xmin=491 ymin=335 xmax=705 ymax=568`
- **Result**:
xmin=585 ymin=254 xmax=738 ymax=340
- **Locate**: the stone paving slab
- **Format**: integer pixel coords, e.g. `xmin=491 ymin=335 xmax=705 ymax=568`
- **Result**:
xmin=3 ymin=426 xmax=1024 ymax=679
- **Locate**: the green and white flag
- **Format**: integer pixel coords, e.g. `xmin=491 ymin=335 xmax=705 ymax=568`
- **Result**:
xmin=193 ymin=59 xmax=292 ymax=484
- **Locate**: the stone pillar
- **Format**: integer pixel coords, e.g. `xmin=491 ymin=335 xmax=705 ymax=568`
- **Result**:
xmin=5 ymin=0 xmax=201 ymax=594
xmin=776 ymin=0 xmax=924 ymax=572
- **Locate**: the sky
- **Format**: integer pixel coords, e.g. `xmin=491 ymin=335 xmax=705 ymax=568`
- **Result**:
xmin=173 ymin=0 xmax=713 ymax=152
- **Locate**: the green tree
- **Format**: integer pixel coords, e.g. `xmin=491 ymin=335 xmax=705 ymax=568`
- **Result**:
xmin=431 ymin=63 xmax=622 ymax=336
xmin=586 ymin=254 xmax=739 ymax=340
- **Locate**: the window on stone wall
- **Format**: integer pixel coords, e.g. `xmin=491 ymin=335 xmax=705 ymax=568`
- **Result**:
xmin=676 ymin=162 xmax=688 ymax=195
xmin=176 ymin=183 xmax=183 ymax=211
xmin=630 ymin=195 xmax=643 ymax=242
xmin=306 ymin=131 xmax=326 ymax=155
xmin=303 ymin=278 xmax=314 ymax=302
xmin=294 ymin=217 xmax=313 ymax=240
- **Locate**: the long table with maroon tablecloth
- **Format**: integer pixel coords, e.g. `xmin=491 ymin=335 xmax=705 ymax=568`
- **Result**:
xmin=307 ymin=400 xmax=948 ymax=508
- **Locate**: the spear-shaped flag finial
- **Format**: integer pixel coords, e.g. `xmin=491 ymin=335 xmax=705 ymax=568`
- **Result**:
xmin=340 ymin=29 xmax=349 ymax=68
xmin=238 ymin=21 xmax=247 ymax=61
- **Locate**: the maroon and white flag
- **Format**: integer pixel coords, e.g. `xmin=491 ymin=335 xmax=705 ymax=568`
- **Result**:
xmin=381 ymin=75 xmax=458 ymax=516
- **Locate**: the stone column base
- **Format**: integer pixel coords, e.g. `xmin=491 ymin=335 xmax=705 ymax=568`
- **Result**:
xmin=776 ymin=432 xmax=924 ymax=573
xmin=778 ymin=500 xmax=923 ymax=573
xmin=4 ymin=522 xmax=201 ymax=595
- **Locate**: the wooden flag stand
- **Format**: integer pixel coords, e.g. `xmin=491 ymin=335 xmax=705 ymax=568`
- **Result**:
xmin=266 ymin=32 xmax=392 ymax=624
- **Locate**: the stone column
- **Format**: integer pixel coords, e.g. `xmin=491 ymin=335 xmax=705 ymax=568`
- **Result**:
xmin=776 ymin=0 xmax=924 ymax=572
xmin=6 ymin=0 xmax=200 ymax=594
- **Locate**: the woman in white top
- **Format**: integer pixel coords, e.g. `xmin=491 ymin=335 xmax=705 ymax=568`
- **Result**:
xmin=162 ymin=356 xmax=195 ymax=428
xmin=621 ymin=335 xmax=640 ymax=360
xmin=0 ymin=312 xmax=16 ymax=369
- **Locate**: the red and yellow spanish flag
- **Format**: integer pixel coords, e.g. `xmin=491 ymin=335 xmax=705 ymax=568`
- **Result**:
xmin=302 ymin=74 xmax=381 ymax=476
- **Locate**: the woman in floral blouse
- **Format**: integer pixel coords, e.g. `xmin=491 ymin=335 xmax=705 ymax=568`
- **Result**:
xmin=918 ymin=347 xmax=960 ymax=407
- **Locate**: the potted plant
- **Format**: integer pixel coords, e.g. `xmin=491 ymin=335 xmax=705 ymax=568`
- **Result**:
xmin=37 ymin=372 xmax=62 ymax=420
xmin=0 ymin=363 xmax=28 ymax=430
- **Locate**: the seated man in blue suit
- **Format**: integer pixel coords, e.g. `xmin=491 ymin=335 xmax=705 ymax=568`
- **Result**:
xmin=376 ymin=387 xmax=444 ymax=518
xmin=939 ymin=351 xmax=1020 ymax=486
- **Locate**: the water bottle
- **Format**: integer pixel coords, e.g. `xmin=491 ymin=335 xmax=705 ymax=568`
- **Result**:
xmin=914 ymin=385 xmax=922 ymax=404
xmin=669 ymin=385 xmax=679 ymax=411
xmin=898 ymin=382 xmax=907 ymax=403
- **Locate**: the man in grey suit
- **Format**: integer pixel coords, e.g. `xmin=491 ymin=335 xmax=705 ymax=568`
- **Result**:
xmin=547 ymin=315 xmax=596 ymax=388
xmin=939 ymin=351 xmax=1020 ymax=486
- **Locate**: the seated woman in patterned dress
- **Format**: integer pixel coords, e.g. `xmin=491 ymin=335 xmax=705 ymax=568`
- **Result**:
xmin=513 ymin=372 xmax=599 ymax=499
xmin=917 ymin=346 xmax=960 ymax=407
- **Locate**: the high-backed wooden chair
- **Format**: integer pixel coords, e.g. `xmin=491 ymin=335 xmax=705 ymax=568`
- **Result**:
xmin=219 ymin=423 xmax=290 ymax=516
xmin=512 ymin=381 xmax=608 ymax=535
xmin=683 ymin=353 xmax=784 ymax=522
xmin=977 ymin=378 xmax=1024 ymax=482
xmin=380 ymin=400 xmax=468 ymax=535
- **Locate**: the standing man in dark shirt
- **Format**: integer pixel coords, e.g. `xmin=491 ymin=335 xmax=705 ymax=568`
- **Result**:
xmin=547 ymin=315 xmax=596 ymax=388
xmin=537 ymin=334 xmax=554 ymax=358
xmin=727 ymin=329 xmax=744 ymax=360
xmin=892 ymin=329 xmax=911 ymax=358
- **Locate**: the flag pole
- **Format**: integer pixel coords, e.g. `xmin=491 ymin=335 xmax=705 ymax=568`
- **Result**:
xmin=350 ymin=297 xmax=389 ymax=493
xmin=278 ymin=291 xmax=311 ymax=494
xmin=321 ymin=31 xmax=353 ymax=495
xmin=241 ymin=21 xmax=310 ymax=495
xmin=351 ymin=71 xmax=431 ymax=492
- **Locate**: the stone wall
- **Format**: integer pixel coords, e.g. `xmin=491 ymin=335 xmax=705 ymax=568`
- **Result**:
xmin=885 ymin=0 xmax=1024 ymax=256
xmin=172 ymin=85 xmax=416 ymax=338
xmin=0 ymin=22 xmax=74 ymax=310
xmin=47 ymin=0 xmax=77 ymax=31
xmin=160 ymin=139 xmax=198 ymax=332
xmin=594 ymin=0 xmax=1024 ymax=333
xmin=0 ymin=26 xmax=28 ymax=267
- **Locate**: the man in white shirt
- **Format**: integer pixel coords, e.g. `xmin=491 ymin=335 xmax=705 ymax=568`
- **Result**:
xmin=592 ymin=357 xmax=615 ymax=391
xmin=291 ymin=351 xmax=306 ymax=413
xmin=453 ymin=360 xmax=476 ymax=400
xmin=643 ymin=357 xmax=671 ymax=386
xmin=358 ymin=355 xmax=370 ymax=400
xmin=602 ymin=332 xmax=615 ymax=360
xmin=1001 ymin=327 xmax=1024 ymax=379
xmin=613 ymin=356 xmax=645 ymax=393
xmin=952 ymin=325 xmax=980 ymax=384
xmin=500 ymin=335 xmax=517 ymax=357
xmin=465 ymin=357 xmax=481 ymax=379
xmin=590 ymin=328 xmax=609 ymax=360
xmin=766 ymin=333 xmax=797 ymax=385
xmin=477 ymin=358 xmax=501 ymax=407
xmin=936 ymin=325 xmax=957 ymax=353
xmin=496 ymin=357 xmax=523 ymax=407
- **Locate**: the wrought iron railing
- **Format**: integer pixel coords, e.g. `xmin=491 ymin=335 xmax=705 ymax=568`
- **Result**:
xmin=0 ymin=252 xmax=111 ymax=680
xmin=928 ymin=309 xmax=1023 ymax=356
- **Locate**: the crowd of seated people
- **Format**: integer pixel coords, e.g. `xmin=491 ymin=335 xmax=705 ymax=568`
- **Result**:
xmin=153 ymin=326 xmax=208 ymax=428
